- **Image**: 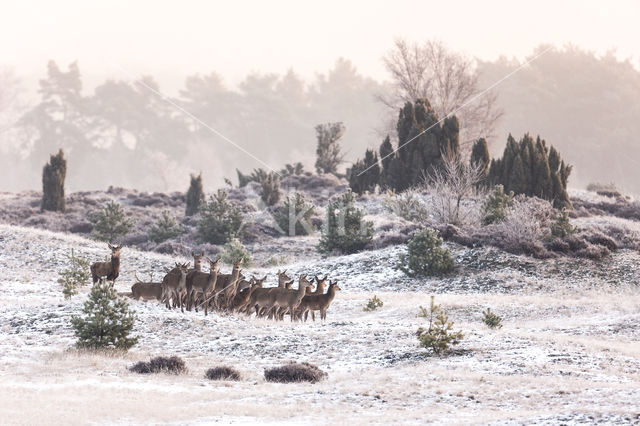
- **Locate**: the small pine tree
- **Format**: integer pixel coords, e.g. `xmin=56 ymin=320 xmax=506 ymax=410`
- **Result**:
xmin=91 ymin=201 xmax=134 ymax=243
xmin=416 ymin=296 xmax=464 ymax=355
xmin=148 ymin=211 xmax=183 ymax=243
xmin=220 ymin=238 xmax=252 ymax=267
xmin=398 ymin=229 xmax=454 ymax=276
xmin=482 ymin=308 xmax=503 ymax=329
xmin=551 ymin=208 xmax=576 ymax=238
xmin=273 ymin=193 xmax=316 ymax=236
xmin=58 ymin=248 xmax=91 ymax=299
xmin=41 ymin=149 xmax=67 ymax=212
xmin=363 ymin=295 xmax=384 ymax=312
xmin=318 ymin=190 xmax=374 ymax=254
xmin=261 ymin=172 xmax=281 ymax=206
xmin=315 ymin=122 xmax=345 ymax=174
xmin=481 ymin=185 xmax=514 ymax=225
xmin=198 ymin=189 xmax=243 ymax=244
xmin=71 ymin=280 xmax=138 ymax=350
xmin=185 ymin=173 xmax=205 ymax=216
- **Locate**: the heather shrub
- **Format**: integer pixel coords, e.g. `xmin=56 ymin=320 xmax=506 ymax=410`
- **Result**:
xmin=481 ymin=185 xmax=513 ymax=225
xmin=416 ymin=296 xmax=464 ymax=356
xmin=318 ymin=190 xmax=374 ymax=254
xmin=185 ymin=173 xmax=205 ymax=216
xmin=220 ymin=238 xmax=252 ymax=267
xmin=398 ymin=229 xmax=454 ymax=276
xmin=58 ymin=248 xmax=91 ymax=299
xmin=71 ymin=280 xmax=138 ymax=350
xmin=273 ymin=193 xmax=316 ymax=236
xmin=198 ymin=190 xmax=243 ymax=244
xmin=205 ymin=366 xmax=241 ymax=381
xmin=148 ymin=211 xmax=183 ymax=243
xmin=264 ymin=362 xmax=327 ymax=383
xmin=91 ymin=201 xmax=134 ymax=243
xmin=129 ymin=356 xmax=187 ymax=374
xmin=482 ymin=308 xmax=503 ymax=329
xmin=363 ymin=295 xmax=384 ymax=312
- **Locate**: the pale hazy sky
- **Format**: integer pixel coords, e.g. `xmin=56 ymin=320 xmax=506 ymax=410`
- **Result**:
xmin=1 ymin=0 xmax=638 ymax=92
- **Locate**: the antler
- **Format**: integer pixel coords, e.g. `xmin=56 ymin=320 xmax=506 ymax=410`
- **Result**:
xmin=134 ymin=271 xmax=143 ymax=283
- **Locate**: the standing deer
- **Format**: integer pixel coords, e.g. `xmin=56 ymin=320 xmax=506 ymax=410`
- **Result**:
xmin=131 ymin=271 xmax=163 ymax=301
xmin=160 ymin=262 xmax=189 ymax=312
xmin=212 ymin=258 xmax=243 ymax=311
xmin=184 ymin=251 xmax=205 ymax=311
xmin=90 ymin=243 xmax=122 ymax=284
xmin=264 ymin=275 xmax=314 ymax=321
xmin=294 ymin=275 xmax=328 ymax=320
xmin=232 ymin=275 xmax=266 ymax=312
xmin=187 ymin=257 xmax=220 ymax=315
xmin=297 ymin=280 xmax=341 ymax=321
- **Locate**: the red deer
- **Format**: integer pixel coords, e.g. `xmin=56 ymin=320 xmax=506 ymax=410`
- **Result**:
xmin=187 ymin=257 xmax=220 ymax=316
xmin=160 ymin=262 xmax=189 ymax=312
xmin=297 ymin=280 xmax=341 ymax=321
xmin=131 ymin=272 xmax=162 ymax=301
xmin=90 ymin=244 xmax=122 ymax=284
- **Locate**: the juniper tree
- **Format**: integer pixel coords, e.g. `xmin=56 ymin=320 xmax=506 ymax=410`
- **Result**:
xmin=471 ymin=138 xmax=490 ymax=186
xmin=41 ymin=149 xmax=67 ymax=212
xmin=185 ymin=173 xmax=204 ymax=216
xmin=71 ymin=279 xmax=138 ymax=350
xmin=261 ymin=172 xmax=281 ymax=206
xmin=314 ymin=122 xmax=345 ymax=175
xmin=349 ymin=149 xmax=380 ymax=194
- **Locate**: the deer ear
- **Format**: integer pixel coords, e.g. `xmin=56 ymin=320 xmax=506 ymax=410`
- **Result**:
xmin=191 ymin=251 xmax=195 ymax=257
xmin=323 ymin=275 xmax=328 ymax=282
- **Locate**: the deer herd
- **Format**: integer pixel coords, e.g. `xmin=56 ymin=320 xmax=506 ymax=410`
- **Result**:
xmin=91 ymin=245 xmax=341 ymax=322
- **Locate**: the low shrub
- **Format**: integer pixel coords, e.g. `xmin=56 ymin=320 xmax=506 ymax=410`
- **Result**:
xmin=91 ymin=201 xmax=134 ymax=243
xmin=318 ymin=190 xmax=374 ymax=255
xmin=220 ymin=238 xmax=252 ymax=267
xmin=148 ymin=211 xmax=183 ymax=243
xmin=550 ymin=208 xmax=576 ymax=238
xmin=416 ymin=296 xmax=464 ymax=356
xmin=272 ymin=193 xmax=316 ymax=236
xmin=58 ymin=248 xmax=91 ymax=299
xmin=481 ymin=185 xmax=513 ymax=225
xmin=363 ymin=295 xmax=383 ymax=312
xmin=264 ymin=362 xmax=327 ymax=383
xmin=129 ymin=356 xmax=187 ymax=374
xmin=482 ymin=308 xmax=503 ymax=329
xmin=383 ymin=189 xmax=429 ymax=223
xmin=198 ymin=190 xmax=244 ymax=244
xmin=398 ymin=229 xmax=454 ymax=276
xmin=205 ymin=366 xmax=241 ymax=381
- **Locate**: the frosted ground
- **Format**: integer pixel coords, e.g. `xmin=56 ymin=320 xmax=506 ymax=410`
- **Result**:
xmin=1 ymin=222 xmax=640 ymax=425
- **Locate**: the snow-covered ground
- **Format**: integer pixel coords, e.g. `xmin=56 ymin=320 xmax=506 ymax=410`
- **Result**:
xmin=1 ymin=223 xmax=640 ymax=425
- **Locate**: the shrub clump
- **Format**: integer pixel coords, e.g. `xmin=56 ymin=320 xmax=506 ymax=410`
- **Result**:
xmin=482 ymin=308 xmax=503 ymax=329
xmin=363 ymin=295 xmax=384 ymax=312
xmin=416 ymin=296 xmax=464 ymax=356
xmin=58 ymin=248 xmax=91 ymax=299
xmin=318 ymin=190 xmax=374 ymax=254
xmin=198 ymin=189 xmax=243 ymax=244
xmin=71 ymin=280 xmax=138 ymax=350
xmin=481 ymin=185 xmax=513 ymax=225
xmin=264 ymin=362 xmax=328 ymax=383
xmin=220 ymin=238 xmax=252 ymax=267
xmin=398 ymin=229 xmax=454 ymax=276
xmin=148 ymin=210 xmax=183 ymax=243
xmin=129 ymin=356 xmax=187 ymax=374
xmin=185 ymin=173 xmax=205 ymax=216
xmin=205 ymin=366 xmax=241 ymax=381
xmin=91 ymin=201 xmax=134 ymax=243
xmin=273 ymin=193 xmax=316 ymax=236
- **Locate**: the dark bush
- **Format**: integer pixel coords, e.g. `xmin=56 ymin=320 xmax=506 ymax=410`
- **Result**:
xmin=41 ymin=149 xmax=66 ymax=212
xmin=186 ymin=173 xmax=205 ymax=216
xmin=582 ymin=231 xmax=618 ymax=251
xmin=264 ymin=362 xmax=327 ymax=383
xmin=129 ymin=356 xmax=187 ymax=374
xmin=69 ymin=221 xmax=93 ymax=234
xmin=318 ymin=190 xmax=374 ymax=254
xmin=205 ymin=366 xmax=241 ymax=381
xmin=272 ymin=193 xmax=316 ymax=236
xmin=260 ymin=172 xmax=281 ymax=206
xmin=576 ymin=244 xmax=610 ymax=260
xmin=398 ymin=228 xmax=455 ymax=276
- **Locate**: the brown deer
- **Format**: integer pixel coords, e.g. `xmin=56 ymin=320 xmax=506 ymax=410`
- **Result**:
xmin=294 ymin=275 xmax=328 ymax=320
xmin=212 ymin=258 xmax=243 ymax=311
xmin=232 ymin=275 xmax=266 ymax=312
xmin=263 ymin=274 xmax=314 ymax=321
xmin=277 ymin=269 xmax=292 ymax=287
xmin=131 ymin=272 xmax=162 ymax=301
xmin=90 ymin=244 xmax=122 ymax=284
xmin=184 ymin=251 xmax=205 ymax=311
xmin=297 ymin=280 xmax=341 ymax=322
xmin=187 ymin=257 xmax=220 ymax=316
xmin=160 ymin=262 xmax=189 ymax=312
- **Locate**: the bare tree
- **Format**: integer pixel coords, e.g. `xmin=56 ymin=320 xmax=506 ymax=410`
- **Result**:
xmin=423 ymin=151 xmax=486 ymax=226
xmin=380 ymin=39 xmax=502 ymax=150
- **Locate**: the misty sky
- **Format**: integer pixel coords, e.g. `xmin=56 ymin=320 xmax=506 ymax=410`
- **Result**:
xmin=2 ymin=0 xmax=638 ymax=92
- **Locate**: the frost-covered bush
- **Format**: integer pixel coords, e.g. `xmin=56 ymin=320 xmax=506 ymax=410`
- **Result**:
xmin=148 ymin=210 xmax=183 ymax=243
xmin=318 ymin=190 xmax=374 ymax=254
xmin=58 ymin=248 xmax=91 ymax=299
xmin=383 ymin=189 xmax=430 ymax=223
xmin=416 ymin=296 xmax=464 ymax=356
xmin=482 ymin=308 xmax=503 ymax=329
xmin=363 ymin=295 xmax=384 ymax=312
xmin=198 ymin=190 xmax=243 ymax=244
xmin=481 ymin=185 xmax=513 ymax=225
xmin=91 ymin=201 xmax=134 ymax=243
xmin=272 ymin=193 xmax=316 ymax=236
xmin=71 ymin=280 xmax=137 ymax=350
xmin=220 ymin=238 xmax=251 ymax=267
xmin=398 ymin=229 xmax=454 ymax=276
xmin=205 ymin=366 xmax=241 ymax=381
xmin=551 ymin=208 xmax=576 ymax=238
xmin=129 ymin=356 xmax=187 ymax=374
xmin=264 ymin=362 xmax=327 ymax=383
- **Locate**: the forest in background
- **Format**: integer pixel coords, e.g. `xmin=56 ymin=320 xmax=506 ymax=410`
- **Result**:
xmin=1 ymin=44 xmax=639 ymax=194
